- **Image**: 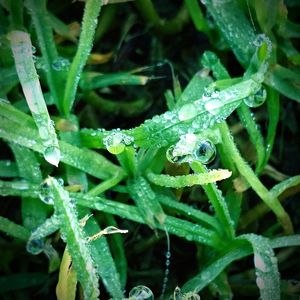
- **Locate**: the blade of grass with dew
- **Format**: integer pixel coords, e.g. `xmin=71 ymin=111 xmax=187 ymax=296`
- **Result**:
xmin=83 ymin=217 xmax=124 ymax=298
xmin=127 ymin=176 xmax=166 ymax=228
xmin=45 ymin=177 xmax=100 ymax=300
xmin=182 ymin=234 xmax=300 ymax=293
xmin=239 ymin=234 xmax=280 ymax=300
xmin=156 ymin=193 xmax=221 ymax=232
xmin=146 ymin=169 xmax=232 ymax=188
xmin=190 ymin=161 xmax=235 ymax=240
xmin=203 ymin=0 xmax=256 ymax=67
xmin=26 ymin=214 xmax=61 ymax=255
xmin=0 ymin=179 xmax=225 ymax=248
xmin=60 ymin=116 xmax=123 ymax=298
xmin=25 ymin=0 xmax=66 ymax=113
xmin=201 ymin=50 xmax=267 ymax=173
xmin=0 ymin=102 xmax=125 ymax=180
xmin=0 ymin=160 xmax=18 ymax=177
xmin=81 ymin=77 xmax=262 ymax=150
xmin=8 ymin=30 xmax=61 ymax=166
xmin=10 ymin=143 xmax=48 ymax=230
xmin=219 ymin=122 xmax=293 ymax=234
xmin=62 ymin=0 xmax=103 ymax=115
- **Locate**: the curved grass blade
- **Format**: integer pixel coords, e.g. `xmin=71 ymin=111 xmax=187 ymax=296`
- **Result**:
xmin=147 ymin=169 xmax=231 ymax=188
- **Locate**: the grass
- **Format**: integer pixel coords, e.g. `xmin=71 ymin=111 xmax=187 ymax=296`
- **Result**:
xmin=1 ymin=0 xmax=300 ymax=299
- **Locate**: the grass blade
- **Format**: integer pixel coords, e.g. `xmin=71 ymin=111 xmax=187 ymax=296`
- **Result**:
xmin=8 ymin=31 xmax=61 ymax=166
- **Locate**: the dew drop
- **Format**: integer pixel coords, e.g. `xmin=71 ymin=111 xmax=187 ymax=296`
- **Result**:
xmin=52 ymin=57 xmax=70 ymax=71
xmin=178 ymin=103 xmax=197 ymax=121
xmin=254 ymin=253 xmax=268 ymax=272
xmin=164 ymin=111 xmax=174 ymax=120
xmin=204 ymin=98 xmax=223 ymax=115
xmin=194 ymin=139 xmax=216 ymax=164
xmin=104 ymin=132 xmax=133 ymax=155
xmin=128 ymin=285 xmax=154 ymax=300
xmin=243 ymin=87 xmax=267 ymax=108
xmin=57 ymin=178 xmax=64 ymax=186
xmin=44 ymin=146 xmax=60 ymax=167
xmin=256 ymin=277 xmax=265 ymax=289
xmin=166 ymin=145 xmax=187 ymax=164
xmin=26 ymin=238 xmax=44 ymax=255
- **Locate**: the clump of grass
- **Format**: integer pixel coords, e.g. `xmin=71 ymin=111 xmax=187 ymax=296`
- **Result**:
xmin=1 ymin=0 xmax=300 ymax=299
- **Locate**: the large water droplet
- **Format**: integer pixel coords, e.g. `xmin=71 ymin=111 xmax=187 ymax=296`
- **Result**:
xmin=39 ymin=181 xmax=54 ymax=205
xmin=44 ymin=146 xmax=60 ymax=167
xmin=129 ymin=285 xmax=154 ymax=300
xmin=104 ymin=132 xmax=134 ymax=155
xmin=204 ymin=98 xmax=223 ymax=115
xmin=26 ymin=238 xmax=44 ymax=255
xmin=194 ymin=139 xmax=216 ymax=164
xmin=178 ymin=103 xmax=197 ymax=121
xmin=256 ymin=276 xmax=265 ymax=289
xmin=254 ymin=253 xmax=268 ymax=272
xmin=243 ymin=87 xmax=267 ymax=108
xmin=166 ymin=145 xmax=188 ymax=164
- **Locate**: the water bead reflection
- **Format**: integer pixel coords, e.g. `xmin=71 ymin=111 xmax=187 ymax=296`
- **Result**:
xmin=128 ymin=285 xmax=154 ymax=300
xmin=167 ymin=136 xmax=216 ymax=165
xmin=26 ymin=238 xmax=44 ymax=255
xmin=243 ymin=87 xmax=267 ymax=108
xmin=103 ymin=132 xmax=134 ymax=155
xmin=194 ymin=140 xmax=216 ymax=164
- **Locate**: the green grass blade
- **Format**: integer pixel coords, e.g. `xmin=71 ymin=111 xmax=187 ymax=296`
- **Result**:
xmin=84 ymin=217 xmax=124 ymax=298
xmin=79 ymin=71 xmax=149 ymax=91
xmin=10 ymin=143 xmax=48 ymax=230
xmin=191 ymin=162 xmax=235 ymax=239
xmin=8 ymin=31 xmax=61 ymax=166
xmin=62 ymin=0 xmax=103 ymax=115
xmin=25 ymin=0 xmax=65 ymax=113
xmin=0 ymin=160 xmax=19 ymax=177
xmin=127 ymin=176 xmax=166 ymax=227
xmin=0 ymin=216 xmax=30 ymax=241
xmin=147 ymin=169 xmax=232 ymax=188
xmin=46 ymin=177 xmax=100 ymax=300
xmin=239 ymin=234 xmax=280 ymax=300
